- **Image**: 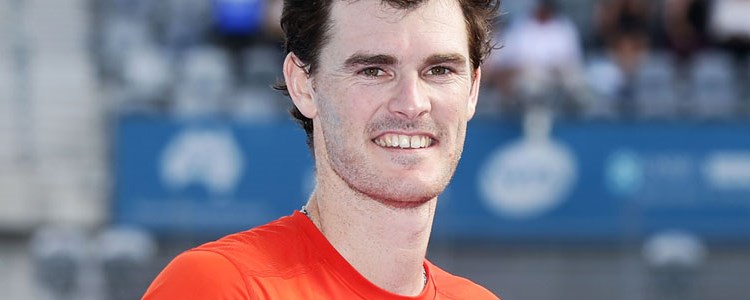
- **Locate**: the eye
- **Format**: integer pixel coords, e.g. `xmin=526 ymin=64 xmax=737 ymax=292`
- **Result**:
xmin=360 ymin=67 xmax=385 ymax=77
xmin=427 ymin=66 xmax=452 ymax=76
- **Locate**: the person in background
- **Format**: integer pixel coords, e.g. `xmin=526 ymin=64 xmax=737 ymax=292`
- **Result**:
xmin=142 ymin=0 xmax=501 ymax=299
xmin=663 ymin=0 xmax=712 ymax=114
xmin=595 ymin=0 xmax=653 ymax=115
xmin=485 ymin=0 xmax=588 ymax=117
xmin=710 ymin=0 xmax=750 ymax=114
xmin=664 ymin=0 xmax=711 ymax=71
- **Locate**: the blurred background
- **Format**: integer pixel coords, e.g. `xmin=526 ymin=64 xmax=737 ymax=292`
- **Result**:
xmin=1 ymin=0 xmax=749 ymax=299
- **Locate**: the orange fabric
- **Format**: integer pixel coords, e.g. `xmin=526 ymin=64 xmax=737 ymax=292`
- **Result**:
xmin=143 ymin=211 xmax=500 ymax=300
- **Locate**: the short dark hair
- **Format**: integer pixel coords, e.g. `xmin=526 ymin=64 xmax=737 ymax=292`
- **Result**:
xmin=274 ymin=0 xmax=500 ymax=151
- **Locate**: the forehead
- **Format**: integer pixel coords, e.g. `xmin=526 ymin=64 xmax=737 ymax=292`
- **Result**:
xmin=323 ymin=0 xmax=469 ymax=63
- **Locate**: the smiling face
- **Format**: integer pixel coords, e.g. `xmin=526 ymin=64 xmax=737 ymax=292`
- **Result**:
xmin=290 ymin=0 xmax=481 ymax=208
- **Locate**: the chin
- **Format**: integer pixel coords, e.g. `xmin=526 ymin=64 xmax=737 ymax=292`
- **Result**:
xmin=369 ymin=193 xmax=436 ymax=210
xmin=358 ymin=183 xmax=443 ymax=210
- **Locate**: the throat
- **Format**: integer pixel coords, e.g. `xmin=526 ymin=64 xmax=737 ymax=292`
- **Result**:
xmin=299 ymin=194 xmax=435 ymax=296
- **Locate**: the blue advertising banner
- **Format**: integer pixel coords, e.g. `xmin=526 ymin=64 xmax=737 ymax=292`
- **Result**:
xmin=436 ymin=120 xmax=750 ymax=242
xmin=114 ymin=116 xmax=314 ymax=236
xmin=114 ymin=116 xmax=750 ymax=242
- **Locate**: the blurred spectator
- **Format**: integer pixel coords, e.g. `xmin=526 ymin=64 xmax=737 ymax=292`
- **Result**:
xmin=486 ymin=0 xmax=588 ymax=117
xmin=710 ymin=0 xmax=750 ymax=113
xmin=596 ymin=0 xmax=653 ymax=75
xmin=595 ymin=0 xmax=653 ymax=115
xmin=664 ymin=0 xmax=712 ymax=69
xmin=663 ymin=0 xmax=712 ymax=98
xmin=662 ymin=0 xmax=713 ymax=115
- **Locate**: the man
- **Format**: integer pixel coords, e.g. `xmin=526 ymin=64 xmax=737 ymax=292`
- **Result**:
xmin=143 ymin=0 xmax=500 ymax=298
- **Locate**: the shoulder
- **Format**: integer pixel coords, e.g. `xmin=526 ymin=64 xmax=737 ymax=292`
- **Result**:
xmin=194 ymin=215 xmax=314 ymax=276
xmin=428 ymin=262 xmax=501 ymax=300
xmin=143 ymin=214 xmax=313 ymax=299
xmin=143 ymin=250 xmax=250 ymax=299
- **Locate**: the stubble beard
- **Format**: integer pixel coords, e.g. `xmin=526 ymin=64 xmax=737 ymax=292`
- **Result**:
xmin=319 ymin=115 xmax=465 ymax=210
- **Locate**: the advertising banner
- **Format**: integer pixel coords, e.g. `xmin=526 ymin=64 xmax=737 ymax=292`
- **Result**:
xmin=114 ymin=116 xmax=750 ymax=242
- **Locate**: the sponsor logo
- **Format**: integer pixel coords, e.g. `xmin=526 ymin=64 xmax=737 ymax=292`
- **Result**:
xmin=160 ymin=128 xmax=244 ymax=195
xmin=479 ymin=139 xmax=577 ymax=219
xmin=605 ymin=149 xmax=645 ymax=198
xmin=703 ymin=152 xmax=750 ymax=190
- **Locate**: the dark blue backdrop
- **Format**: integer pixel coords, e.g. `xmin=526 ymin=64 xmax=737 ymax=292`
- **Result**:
xmin=114 ymin=116 xmax=750 ymax=242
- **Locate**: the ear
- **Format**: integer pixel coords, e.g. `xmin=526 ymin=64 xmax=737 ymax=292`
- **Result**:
xmin=466 ymin=67 xmax=481 ymax=120
xmin=283 ymin=52 xmax=317 ymax=119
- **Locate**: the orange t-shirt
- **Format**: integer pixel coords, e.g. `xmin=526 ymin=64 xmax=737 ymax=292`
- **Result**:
xmin=143 ymin=211 xmax=500 ymax=299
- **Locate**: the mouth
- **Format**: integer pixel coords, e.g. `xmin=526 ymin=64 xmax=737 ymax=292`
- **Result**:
xmin=372 ymin=133 xmax=434 ymax=149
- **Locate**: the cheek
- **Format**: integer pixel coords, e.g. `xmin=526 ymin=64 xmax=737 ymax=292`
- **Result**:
xmin=318 ymin=98 xmax=342 ymax=129
xmin=331 ymin=85 xmax=383 ymax=125
xmin=316 ymin=86 xmax=365 ymax=148
xmin=434 ymin=90 xmax=469 ymax=122
xmin=315 ymin=82 xmax=351 ymax=129
xmin=432 ymin=91 xmax=471 ymax=150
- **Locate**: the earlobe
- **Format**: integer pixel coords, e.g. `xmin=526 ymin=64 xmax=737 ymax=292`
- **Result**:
xmin=466 ymin=67 xmax=481 ymax=120
xmin=283 ymin=53 xmax=317 ymax=119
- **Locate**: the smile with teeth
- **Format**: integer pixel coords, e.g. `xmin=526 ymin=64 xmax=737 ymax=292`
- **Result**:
xmin=374 ymin=134 xmax=433 ymax=149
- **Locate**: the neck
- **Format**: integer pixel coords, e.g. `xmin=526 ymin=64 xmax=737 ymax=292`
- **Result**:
xmin=304 ymin=177 xmax=436 ymax=296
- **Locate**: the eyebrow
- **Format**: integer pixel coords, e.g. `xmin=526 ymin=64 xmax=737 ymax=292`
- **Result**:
xmin=341 ymin=52 xmax=468 ymax=69
xmin=343 ymin=54 xmax=398 ymax=68
xmin=423 ymin=53 xmax=467 ymax=67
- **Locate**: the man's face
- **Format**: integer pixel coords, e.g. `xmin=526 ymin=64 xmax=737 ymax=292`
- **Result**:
xmin=311 ymin=0 xmax=480 ymax=207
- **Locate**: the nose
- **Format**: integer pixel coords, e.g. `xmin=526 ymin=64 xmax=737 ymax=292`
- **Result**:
xmin=387 ymin=74 xmax=431 ymax=119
